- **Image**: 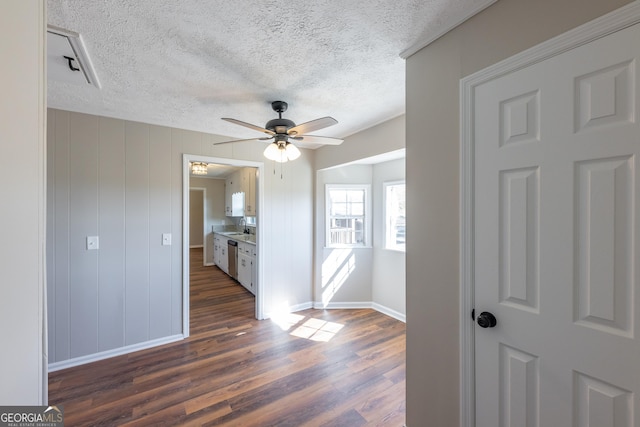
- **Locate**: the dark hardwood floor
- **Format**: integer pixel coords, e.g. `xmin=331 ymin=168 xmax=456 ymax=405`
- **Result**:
xmin=49 ymin=248 xmax=406 ymax=426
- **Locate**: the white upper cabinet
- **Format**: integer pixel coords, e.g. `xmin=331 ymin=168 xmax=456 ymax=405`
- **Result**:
xmin=225 ymin=170 xmax=243 ymax=217
xmin=243 ymin=168 xmax=257 ymax=216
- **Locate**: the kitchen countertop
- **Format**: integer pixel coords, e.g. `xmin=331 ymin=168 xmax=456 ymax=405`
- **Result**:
xmin=215 ymin=231 xmax=256 ymax=245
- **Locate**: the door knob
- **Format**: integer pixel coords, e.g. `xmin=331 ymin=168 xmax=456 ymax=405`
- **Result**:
xmin=477 ymin=311 xmax=497 ymax=328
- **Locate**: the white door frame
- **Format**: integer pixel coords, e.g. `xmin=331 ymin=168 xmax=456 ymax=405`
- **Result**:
xmin=182 ymin=154 xmax=265 ymax=337
xmin=459 ymin=3 xmax=640 ymax=425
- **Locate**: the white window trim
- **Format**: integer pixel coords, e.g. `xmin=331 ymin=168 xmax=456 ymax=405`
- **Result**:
xmin=325 ymin=184 xmax=372 ymax=248
xmin=384 ymin=180 xmax=406 ymax=253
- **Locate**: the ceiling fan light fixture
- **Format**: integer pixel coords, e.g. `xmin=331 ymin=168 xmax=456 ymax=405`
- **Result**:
xmin=263 ymin=143 xmax=287 ymax=163
xmin=263 ymin=141 xmax=301 ymax=163
xmin=285 ymin=143 xmax=301 ymax=160
xmin=191 ymin=162 xmax=208 ymax=175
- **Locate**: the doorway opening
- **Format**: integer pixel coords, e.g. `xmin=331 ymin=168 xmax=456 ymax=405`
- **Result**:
xmin=182 ymin=154 xmax=265 ymax=337
xmin=189 ymin=187 xmax=206 ymax=252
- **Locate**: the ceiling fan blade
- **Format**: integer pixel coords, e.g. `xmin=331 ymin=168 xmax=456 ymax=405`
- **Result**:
xmin=291 ymin=134 xmax=344 ymax=149
xmin=222 ymin=118 xmax=275 ymax=135
xmin=288 ymin=117 xmax=337 ymax=136
xmin=295 ymin=135 xmax=343 ymax=145
xmin=214 ymin=136 xmax=273 ymax=145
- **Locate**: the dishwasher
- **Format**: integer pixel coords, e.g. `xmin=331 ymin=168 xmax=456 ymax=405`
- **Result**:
xmin=227 ymin=240 xmax=238 ymax=280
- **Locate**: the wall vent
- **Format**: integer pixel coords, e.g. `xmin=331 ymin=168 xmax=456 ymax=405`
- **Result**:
xmin=47 ymin=25 xmax=101 ymax=89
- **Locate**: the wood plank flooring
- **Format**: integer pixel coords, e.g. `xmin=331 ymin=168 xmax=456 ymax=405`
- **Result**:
xmin=49 ymin=248 xmax=406 ymax=426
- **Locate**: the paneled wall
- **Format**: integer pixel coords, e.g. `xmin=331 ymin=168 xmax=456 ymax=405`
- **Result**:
xmin=47 ymin=109 xmax=315 ymax=366
xmin=48 ymin=111 xmax=181 ymax=363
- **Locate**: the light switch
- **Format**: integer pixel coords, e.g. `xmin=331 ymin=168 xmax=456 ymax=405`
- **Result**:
xmin=87 ymin=236 xmax=99 ymax=250
xmin=162 ymin=233 xmax=172 ymax=246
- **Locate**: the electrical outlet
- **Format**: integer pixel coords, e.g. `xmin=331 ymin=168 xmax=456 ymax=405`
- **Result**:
xmin=87 ymin=236 xmax=99 ymax=250
xmin=162 ymin=233 xmax=172 ymax=246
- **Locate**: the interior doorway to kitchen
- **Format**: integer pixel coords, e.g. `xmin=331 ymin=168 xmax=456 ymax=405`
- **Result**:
xmin=182 ymin=154 xmax=265 ymax=337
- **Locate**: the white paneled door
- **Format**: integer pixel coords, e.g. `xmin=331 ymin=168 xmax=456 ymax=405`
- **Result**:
xmin=472 ymin=22 xmax=639 ymax=426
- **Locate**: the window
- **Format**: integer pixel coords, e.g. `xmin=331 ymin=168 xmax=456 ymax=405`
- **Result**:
xmin=384 ymin=181 xmax=405 ymax=251
xmin=326 ymin=184 xmax=370 ymax=247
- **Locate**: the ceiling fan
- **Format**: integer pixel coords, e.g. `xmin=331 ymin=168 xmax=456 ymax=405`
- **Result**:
xmin=215 ymin=101 xmax=343 ymax=162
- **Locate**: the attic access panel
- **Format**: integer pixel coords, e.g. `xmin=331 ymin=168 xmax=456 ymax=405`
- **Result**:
xmin=47 ymin=25 xmax=100 ymax=88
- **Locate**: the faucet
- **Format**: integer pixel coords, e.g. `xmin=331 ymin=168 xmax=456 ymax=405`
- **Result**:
xmin=239 ymin=218 xmax=248 ymax=234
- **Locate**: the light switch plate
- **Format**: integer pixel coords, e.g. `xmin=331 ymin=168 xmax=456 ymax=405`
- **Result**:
xmin=87 ymin=236 xmax=99 ymax=250
xmin=162 ymin=233 xmax=172 ymax=246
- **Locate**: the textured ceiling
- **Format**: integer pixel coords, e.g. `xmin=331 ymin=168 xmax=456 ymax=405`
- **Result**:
xmin=47 ymin=0 xmax=494 ymax=143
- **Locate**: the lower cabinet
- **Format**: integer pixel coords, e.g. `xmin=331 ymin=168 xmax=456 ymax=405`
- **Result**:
xmin=215 ymin=235 xmax=255 ymax=294
xmin=219 ymin=243 xmax=228 ymax=274
xmin=238 ymin=252 xmax=253 ymax=294
xmin=213 ymin=234 xmax=221 ymax=266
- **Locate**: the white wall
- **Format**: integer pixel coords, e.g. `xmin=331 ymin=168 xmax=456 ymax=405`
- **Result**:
xmin=314 ymin=116 xmax=406 ymax=319
xmin=189 ymin=189 xmax=204 ymax=247
xmin=315 ymin=165 xmax=374 ymax=306
xmin=190 ymin=176 xmax=227 ymax=265
xmin=404 ymin=0 xmax=632 ymax=425
xmin=316 ymin=115 xmax=405 ymax=170
xmin=372 ymin=158 xmax=405 ymax=317
xmin=0 ymin=1 xmax=46 ymax=404
xmin=47 ymin=109 xmax=314 ymax=366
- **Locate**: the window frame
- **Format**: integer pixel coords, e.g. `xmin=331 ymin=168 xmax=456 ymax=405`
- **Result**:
xmin=383 ymin=180 xmax=406 ymax=252
xmin=325 ymin=184 xmax=372 ymax=248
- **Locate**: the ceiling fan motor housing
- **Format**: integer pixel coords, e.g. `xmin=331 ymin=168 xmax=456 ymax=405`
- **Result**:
xmin=265 ymin=118 xmax=295 ymax=134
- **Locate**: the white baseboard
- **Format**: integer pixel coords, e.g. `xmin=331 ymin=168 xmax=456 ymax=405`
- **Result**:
xmin=314 ymin=301 xmax=372 ymax=310
xmin=313 ymin=301 xmax=406 ymax=323
xmin=372 ymin=302 xmax=406 ymax=323
xmin=48 ymin=334 xmax=184 ymax=372
xmin=204 ymin=262 xmax=215 ymax=266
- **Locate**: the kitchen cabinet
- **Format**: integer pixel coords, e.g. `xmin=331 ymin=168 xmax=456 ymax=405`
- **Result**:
xmin=220 ymin=244 xmax=228 ymax=274
xmin=213 ymin=233 xmax=228 ymax=273
xmin=213 ymin=234 xmax=220 ymax=266
xmin=250 ymin=245 xmax=257 ymax=292
xmin=237 ymin=241 xmax=256 ymax=294
xmin=243 ymin=168 xmax=257 ymax=216
xmin=238 ymin=252 xmax=252 ymax=293
xmin=225 ymin=170 xmax=243 ymax=217
xmin=225 ymin=168 xmax=257 ymax=217
xmin=215 ymin=233 xmax=256 ymax=294
xmin=213 ymin=233 xmax=223 ymax=267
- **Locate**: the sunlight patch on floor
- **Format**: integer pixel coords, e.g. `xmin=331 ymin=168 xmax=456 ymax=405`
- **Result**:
xmin=290 ymin=317 xmax=344 ymax=342
xmin=270 ymin=311 xmax=344 ymax=342
xmin=270 ymin=312 xmax=306 ymax=332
